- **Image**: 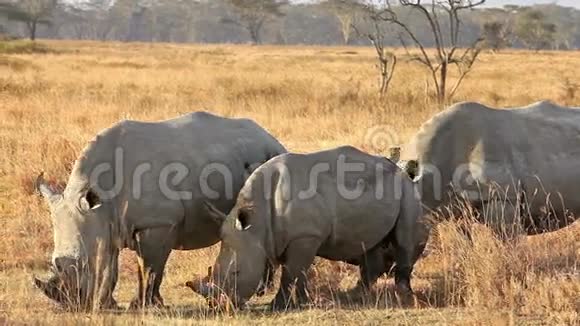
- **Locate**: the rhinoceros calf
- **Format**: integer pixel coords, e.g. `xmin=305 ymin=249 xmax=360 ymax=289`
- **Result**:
xmin=35 ymin=111 xmax=286 ymax=309
xmin=187 ymin=146 xmax=427 ymax=310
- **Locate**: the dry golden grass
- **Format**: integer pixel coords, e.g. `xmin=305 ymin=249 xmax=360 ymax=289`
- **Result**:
xmin=0 ymin=40 xmax=578 ymax=325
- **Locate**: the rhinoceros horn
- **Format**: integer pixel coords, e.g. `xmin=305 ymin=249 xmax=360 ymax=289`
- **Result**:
xmin=185 ymin=266 xmax=214 ymax=298
xmin=185 ymin=278 xmax=214 ymax=298
xmin=185 ymin=277 xmax=231 ymax=310
xmin=34 ymin=277 xmax=49 ymax=292
xmin=33 ymin=275 xmax=64 ymax=304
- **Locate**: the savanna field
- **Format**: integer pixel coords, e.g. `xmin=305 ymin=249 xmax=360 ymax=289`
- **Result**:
xmin=0 ymin=40 xmax=578 ymax=325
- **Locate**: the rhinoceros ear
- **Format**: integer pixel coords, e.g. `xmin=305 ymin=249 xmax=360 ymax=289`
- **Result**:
xmin=235 ymin=209 xmax=252 ymax=231
xmin=36 ymin=172 xmax=61 ymax=206
xmin=203 ymin=201 xmax=227 ymax=226
xmin=403 ymin=160 xmax=420 ymax=181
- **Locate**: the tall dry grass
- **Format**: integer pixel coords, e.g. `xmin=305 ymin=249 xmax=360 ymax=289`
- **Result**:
xmin=0 ymin=40 xmax=578 ymax=325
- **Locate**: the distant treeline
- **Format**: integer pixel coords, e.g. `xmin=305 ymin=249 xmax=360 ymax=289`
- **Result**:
xmin=0 ymin=1 xmax=579 ymax=50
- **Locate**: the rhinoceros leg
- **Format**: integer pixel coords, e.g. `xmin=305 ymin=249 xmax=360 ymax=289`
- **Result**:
xmin=481 ymin=198 xmax=523 ymax=239
xmin=390 ymin=229 xmax=417 ymax=295
xmin=256 ymin=262 xmax=276 ymax=297
xmin=129 ymin=227 xmax=175 ymax=309
xmin=99 ymin=260 xmax=119 ymax=310
xmin=387 ymin=190 xmax=424 ymax=297
xmin=271 ymin=237 xmax=320 ymax=311
xmin=355 ymin=245 xmax=388 ymax=291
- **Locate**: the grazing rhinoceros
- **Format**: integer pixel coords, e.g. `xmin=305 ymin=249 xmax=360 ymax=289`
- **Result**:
xmin=186 ymin=146 xmax=428 ymax=310
xmin=34 ymin=111 xmax=286 ymax=309
xmin=399 ymin=101 xmax=580 ymax=236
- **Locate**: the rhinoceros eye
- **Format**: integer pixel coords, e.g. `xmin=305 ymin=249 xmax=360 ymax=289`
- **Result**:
xmin=80 ymin=188 xmax=102 ymax=211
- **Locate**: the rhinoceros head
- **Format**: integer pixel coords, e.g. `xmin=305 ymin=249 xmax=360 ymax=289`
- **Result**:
xmin=35 ymin=173 xmax=119 ymax=309
xmin=187 ymin=202 xmax=268 ymax=308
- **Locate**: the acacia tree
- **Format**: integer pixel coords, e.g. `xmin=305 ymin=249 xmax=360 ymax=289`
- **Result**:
xmin=375 ymin=0 xmax=486 ymax=104
xmin=223 ymin=0 xmax=288 ymax=44
xmin=352 ymin=2 xmax=397 ymax=98
xmin=0 ymin=0 xmax=59 ymax=40
xmin=514 ymin=9 xmax=556 ymax=51
xmin=482 ymin=20 xmax=511 ymax=52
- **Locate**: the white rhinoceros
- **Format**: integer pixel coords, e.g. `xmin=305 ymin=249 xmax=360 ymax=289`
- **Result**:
xmin=401 ymin=101 xmax=580 ymax=235
xmin=35 ymin=111 xmax=286 ymax=309
xmin=186 ymin=146 xmax=428 ymax=310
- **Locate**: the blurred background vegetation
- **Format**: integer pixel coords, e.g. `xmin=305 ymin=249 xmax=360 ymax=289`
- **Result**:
xmin=0 ymin=0 xmax=578 ymax=51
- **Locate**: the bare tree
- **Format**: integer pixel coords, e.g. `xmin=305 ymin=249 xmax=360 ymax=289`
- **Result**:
xmin=353 ymin=2 xmax=397 ymax=98
xmin=61 ymin=5 xmax=92 ymax=39
xmin=373 ymin=0 xmax=485 ymax=104
xmin=61 ymin=0 xmax=113 ymax=40
xmin=223 ymin=0 xmax=288 ymax=44
xmin=322 ymin=0 xmax=359 ymax=45
xmin=85 ymin=0 xmax=115 ymax=40
xmin=0 ymin=0 xmax=59 ymax=40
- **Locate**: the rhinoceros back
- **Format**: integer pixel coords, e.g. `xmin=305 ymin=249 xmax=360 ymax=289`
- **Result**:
xmin=68 ymin=111 xmax=286 ymax=249
xmin=409 ymin=101 xmax=580 ymax=232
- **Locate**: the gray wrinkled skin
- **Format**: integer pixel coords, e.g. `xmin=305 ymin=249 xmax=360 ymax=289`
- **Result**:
xmin=404 ymin=100 xmax=580 ymax=236
xmin=35 ymin=111 xmax=286 ymax=309
xmin=187 ymin=146 xmax=428 ymax=310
